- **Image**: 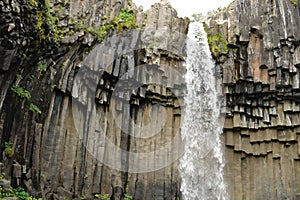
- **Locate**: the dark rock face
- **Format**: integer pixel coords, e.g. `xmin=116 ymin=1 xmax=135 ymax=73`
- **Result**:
xmin=206 ymin=0 xmax=300 ymax=199
xmin=0 ymin=0 xmax=188 ymax=199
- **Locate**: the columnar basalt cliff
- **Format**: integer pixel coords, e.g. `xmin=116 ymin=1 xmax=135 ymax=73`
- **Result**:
xmin=205 ymin=0 xmax=300 ymax=199
xmin=4 ymin=0 xmax=300 ymax=199
xmin=0 ymin=0 xmax=188 ymax=199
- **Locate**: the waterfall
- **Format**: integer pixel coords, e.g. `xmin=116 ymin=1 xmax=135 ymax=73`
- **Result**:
xmin=179 ymin=22 xmax=228 ymax=200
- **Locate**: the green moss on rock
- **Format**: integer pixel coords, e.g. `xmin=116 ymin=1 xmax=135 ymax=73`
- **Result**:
xmin=4 ymin=147 xmax=14 ymax=158
xmin=290 ymin=0 xmax=297 ymax=6
xmin=203 ymin=23 xmax=229 ymax=56
xmin=77 ymin=8 xmax=137 ymax=42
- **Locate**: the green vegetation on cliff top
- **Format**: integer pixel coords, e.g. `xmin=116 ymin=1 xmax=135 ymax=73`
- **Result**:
xmin=27 ymin=0 xmax=137 ymax=44
xmin=78 ymin=8 xmax=137 ymax=42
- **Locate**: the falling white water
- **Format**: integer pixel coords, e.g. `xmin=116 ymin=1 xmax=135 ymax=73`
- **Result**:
xmin=179 ymin=22 xmax=228 ymax=200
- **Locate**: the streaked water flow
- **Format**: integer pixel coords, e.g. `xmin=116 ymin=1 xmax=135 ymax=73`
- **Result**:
xmin=179 ymin=22 xmax=228 ymax=200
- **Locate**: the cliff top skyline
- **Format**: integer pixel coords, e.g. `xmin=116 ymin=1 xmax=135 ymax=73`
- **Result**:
xmin=133 ymin=0 xmax=233 ymax=17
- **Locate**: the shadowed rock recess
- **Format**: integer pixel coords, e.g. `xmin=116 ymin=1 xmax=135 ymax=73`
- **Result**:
xmin=205 ymin=0 xmax=300 ymax=199
xmin=0 ymin=0 xmax=189 ymax=199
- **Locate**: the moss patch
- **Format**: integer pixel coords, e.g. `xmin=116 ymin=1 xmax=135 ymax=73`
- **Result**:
xmin=29 ymin=103 xmax=42 ymax=115
xmin=4 ymin=147 xmax=14 ymax=158
xmin=290 ymin=0 xmax=297 ymax=6
xmin=76 ymin=8 xmax=137 ymax=42
xmin=27 ymin=0 xmax=138 ymax=45
xmin=11 ymin=85 xmax=31 ymax=100
xmin=203 ymin=23 xmax=229 ymax=56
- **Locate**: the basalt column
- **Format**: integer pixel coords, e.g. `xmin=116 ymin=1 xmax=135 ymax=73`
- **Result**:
xmin=205 ymin=0 xmax=300 ymax=199
xmin=0 ymin=0 xmax=189 ymax=199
